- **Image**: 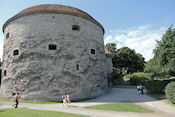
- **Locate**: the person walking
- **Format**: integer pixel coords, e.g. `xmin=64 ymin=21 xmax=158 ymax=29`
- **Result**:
xmin=62 ymin=94 xmax=67 ymax=106
xmin=140 ymin=85 xmax=144 ymax=94
xmin=137 ymin=85 xmax=140 ymax=94
xmin=67 ymin=94 xmax=71 ymax=107
xmin=14 ymin=93 xmax=19 ymax=108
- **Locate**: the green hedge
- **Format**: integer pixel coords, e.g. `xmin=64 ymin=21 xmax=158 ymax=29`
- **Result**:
xmin=165 ymin=82 xmax=175 ymax=104
xmin=144 ymin=78 xmax=175 ymax=94
xmin=160 ymin=78 xmax=175 ymax=88
xmin=145 ymin=80 xmax=164 ymax=94
xmin=124 ymin=72 xmax=152 ymax=85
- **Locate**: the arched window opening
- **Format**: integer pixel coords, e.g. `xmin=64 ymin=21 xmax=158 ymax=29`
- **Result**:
xmin=72 ymin=25 xmax=80 ymax=31
xmin=13 ymin=50 xmax=19 ymax=56
xmin=49 ymin=44 xmax=57 ymax=50
xmin=76 ymin=64 xmax=79 ymax=71
xmin=4 ymin=70 xmax=7 ymax=76
xmin=91 ymin=49 xmax=96 ymax=54
xmin=6 ymin=33 xmax=9 ymax=39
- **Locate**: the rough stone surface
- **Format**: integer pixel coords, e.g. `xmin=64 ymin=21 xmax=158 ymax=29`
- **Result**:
xmin=105 ymin=54 xmax=113 ymax=75
xmin=1 ymin=10 xmax=108 ymax=101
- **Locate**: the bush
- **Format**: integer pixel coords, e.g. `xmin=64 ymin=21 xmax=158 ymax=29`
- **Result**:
xmin=165 ymin=82 xmax=175 ymax=104
xmin=113 ymin=67 xmax=123 ymax=79
xmin=145 ymin=80 xmax=164 ymax=94
xmin=160 ymin=78 xmax=175 ymax=88
xmin=124 ymin=72 xmax=152 ymax=85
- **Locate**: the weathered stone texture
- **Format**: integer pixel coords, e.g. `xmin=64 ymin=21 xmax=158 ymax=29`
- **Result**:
xmin=1 ymin=13 xmax=108 ymax=101
xmin=105 ymin=55 xmax=113 ymax=75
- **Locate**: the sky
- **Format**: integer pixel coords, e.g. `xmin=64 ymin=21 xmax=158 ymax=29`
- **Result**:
xmin=0 ymin=0 xmax=175 ymax=61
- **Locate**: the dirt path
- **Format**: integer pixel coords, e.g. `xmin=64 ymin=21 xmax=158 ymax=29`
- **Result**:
xmin=0 ymin=87 xmax=175 ymax=117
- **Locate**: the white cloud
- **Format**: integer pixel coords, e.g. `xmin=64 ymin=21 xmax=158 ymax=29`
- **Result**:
xmin=104 ymin=25 xmax=167 ymax=61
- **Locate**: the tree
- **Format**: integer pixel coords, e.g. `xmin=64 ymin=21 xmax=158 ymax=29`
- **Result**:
xmin=105 ymin=43 xmax=117 ymax=53
xmin=113 ymin=47 xmax=145 ymax=74
xmin=144 ymin=58 xmax=159 ymax=77
xmin=136 ymin=53 xmax=145 ymax=72
xmin=153 ymin=26 xmax=175 ymax=77
xmin=145 ymin=58 xmax=155 ymax=73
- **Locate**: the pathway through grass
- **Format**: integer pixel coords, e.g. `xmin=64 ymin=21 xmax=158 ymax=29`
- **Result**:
xmin=0 ymin=108 xmax=88 ymax=117
xmin=86 ymin=102 xmax=153 ymax=113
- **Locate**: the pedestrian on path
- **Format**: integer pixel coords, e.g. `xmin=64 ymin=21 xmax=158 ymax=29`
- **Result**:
xmin=62 ymin=94 xmax=67 ymax=106
xmin=14 ymin=93 xmax=19 ymax=108
xmin=137 ymin=85 xmax=140 ymax=94
xmin=67 ymin=94 xmax=71 ymax=107
xmin=139 ymin=85 xmax=144 ymax=94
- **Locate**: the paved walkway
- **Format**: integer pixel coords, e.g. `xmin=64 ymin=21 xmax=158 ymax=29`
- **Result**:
xmin=0 ymin=88 xmax=175 ymax=117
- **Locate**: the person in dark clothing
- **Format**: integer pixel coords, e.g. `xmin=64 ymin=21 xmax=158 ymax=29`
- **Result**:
xmin=14 ymin=93 xmax=19 ymax=108
xmin=140 ymin=85 xmax=144 ymax=94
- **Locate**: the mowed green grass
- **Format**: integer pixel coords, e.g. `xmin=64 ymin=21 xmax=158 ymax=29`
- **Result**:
xmin=146 ymin=93 xmax=165 ymax=100
xmin=0 ymin=109 xmax=89 ymax=117
xmin=86 ymin=102 xmax=153 ymax=113
xmin=0 ymin=98 xmax=61 ymax=104
xmin=146 ymin=93 xmax=175 ymax=106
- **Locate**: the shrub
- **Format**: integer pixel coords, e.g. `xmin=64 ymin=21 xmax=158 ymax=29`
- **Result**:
xmin=160 ymin=78 xmax=175 ymax=88
xmin=124 ymin=72 xmax=152 ymax=85
xmin=165 ymin=82 xmax=175 ymax=104
xmin=113 ymin=67 xmax=123 ymax=79
xmin=145 ymin=80 xmax=164 ymax=94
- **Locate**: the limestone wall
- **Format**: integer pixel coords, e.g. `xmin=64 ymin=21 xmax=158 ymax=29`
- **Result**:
xmin=105 ymin=55 xmax=113 ymax=75
xmin=1 ymin=13 xmax=108 ymax=101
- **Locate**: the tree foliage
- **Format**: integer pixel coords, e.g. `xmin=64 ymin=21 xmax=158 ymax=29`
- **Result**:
xmin=113 ymin=47 xmax=145 ymax=74
xmin=144 ymin=58 xmax=158 ymax=75
xmin=153 ymin=26 xmax=175 ymax=77
xmin=105 ymin=43 xmax=145 ymax=81
xmin=105 ymin=43 xmax=117 ymax=53
xmin=165 ymin=82 xmax=175 ymax=104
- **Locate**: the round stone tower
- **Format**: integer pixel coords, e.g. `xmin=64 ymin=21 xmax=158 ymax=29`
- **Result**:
xmin=1 ymin=4 xmax=107 ymax=101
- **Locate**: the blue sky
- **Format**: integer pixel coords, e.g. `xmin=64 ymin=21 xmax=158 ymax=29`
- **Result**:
xmin=0 ymin=0 xmax=175 ymax=61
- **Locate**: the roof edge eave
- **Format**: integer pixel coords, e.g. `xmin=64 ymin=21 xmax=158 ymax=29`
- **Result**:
xmin=2 ymin=10 xmax=105 ymax=34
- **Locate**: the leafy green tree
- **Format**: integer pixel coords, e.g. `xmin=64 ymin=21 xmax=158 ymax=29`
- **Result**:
xmin=153 ymin=26 xmax=175 ymax=77
xmin=105 ymin=43 xmax=117 ymax=53
xmin=136 ymin=53 xmax=145 ymax=72
xmin=145 ymin=58 xmax=155 ymax=73
xmin=113 ymin=47 xmax=145 ymax=74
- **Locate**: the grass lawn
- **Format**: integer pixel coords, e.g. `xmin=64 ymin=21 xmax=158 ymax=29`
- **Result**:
xmin=0 ymin=108 xmax=88 ymax=117
xmin=0 ymin=98 xmax=97 ymax=104
xmin=86 ymin=102 xmax=153 ymax=113
xmin=146 ymin=93 xmax=165 ymax=100
xmin=163 ymin=99 xmax=175 ymax=106
xmin=146 ymin=93 xmax=175 ymax=106
xmin=0 ymin=98 xmax=10 ymax=102
xmin=0 ymin=98 xmax=61 ymax=104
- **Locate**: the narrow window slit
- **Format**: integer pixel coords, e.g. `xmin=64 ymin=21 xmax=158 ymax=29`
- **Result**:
xmin=6 ymin=33 xmax=9 ymax=39
xmin=4 ymin=70 xmax=7 ymax=76
xmin=76 ymin=64 xmax=79 ymax=71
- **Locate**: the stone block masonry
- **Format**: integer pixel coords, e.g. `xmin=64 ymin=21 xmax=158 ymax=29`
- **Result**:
xmin=1 ymin=4 xmax=108 ymax=101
